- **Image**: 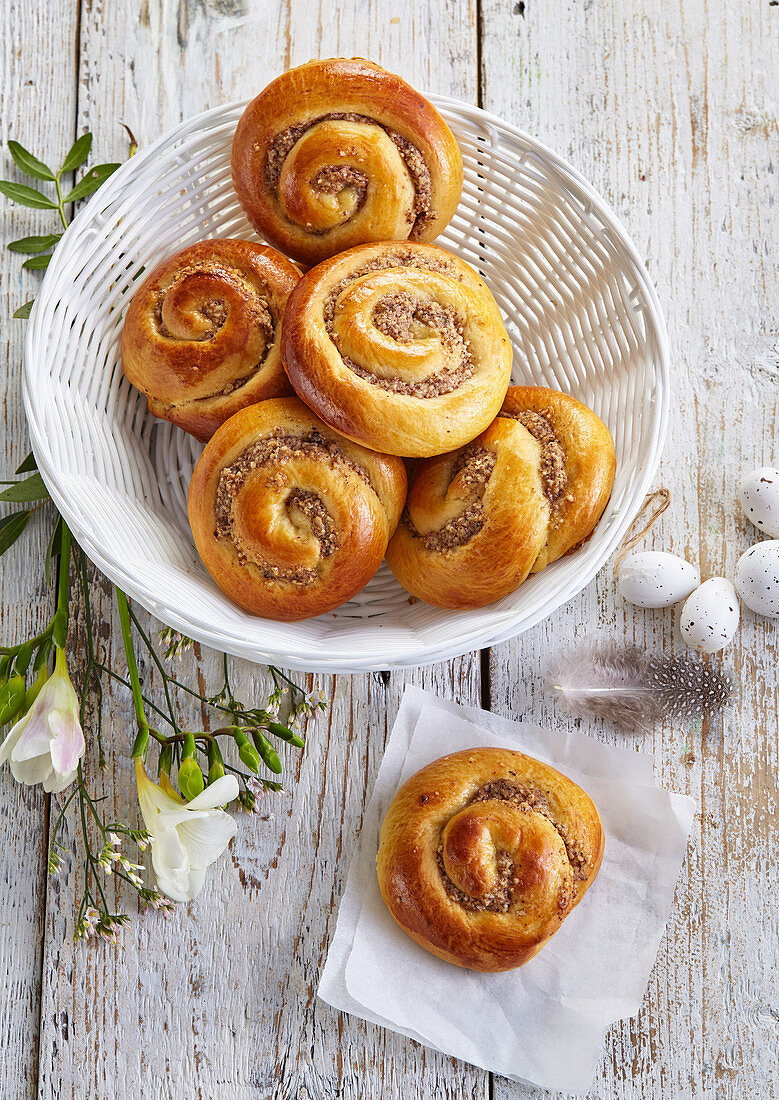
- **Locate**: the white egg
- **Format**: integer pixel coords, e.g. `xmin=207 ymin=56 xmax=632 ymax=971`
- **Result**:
xmin=679 ymin=578 xmax=740 ymax=654
xmin=617 ymin=550 xmax=700 ymax=608
xmin=738 ymin=467 xmax=779 ymax=538
xmin=734 ymin=540 xmax=779 ymax=618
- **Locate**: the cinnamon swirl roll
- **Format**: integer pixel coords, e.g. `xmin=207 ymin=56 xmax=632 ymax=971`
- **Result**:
xmin=187 ymin=397 xmax=407 ymax=621
xmin=386 ymin=386 xmax=616 ymax=608
xmin=281 ymin=241 xmax=513 ymax=458
xmin=121 ymin=240 xmax=299 ymax=442
xmin=377 ymin=748 xmax=604 ymax=971
xmin=231 ymin=58 xmax=463 ymax=266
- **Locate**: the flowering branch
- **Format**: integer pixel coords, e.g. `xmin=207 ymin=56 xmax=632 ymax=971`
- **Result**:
xmin=0 ymin=129 xmax=329 ymax=941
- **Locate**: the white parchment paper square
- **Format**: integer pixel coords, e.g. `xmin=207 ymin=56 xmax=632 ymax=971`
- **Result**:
xmin=319 ymin=687 xmax=696 ymax=1093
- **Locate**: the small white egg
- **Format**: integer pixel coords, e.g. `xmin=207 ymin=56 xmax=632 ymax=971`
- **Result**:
xmin=679 ymin=578 xmax=740 ymax=654
xmin=734 ymin=540 xmax=779 ymax=618
xmin=738 ymin=467 xmax=779 ymax=538
xmin=617 ymin=550 xmax=700 ymax=608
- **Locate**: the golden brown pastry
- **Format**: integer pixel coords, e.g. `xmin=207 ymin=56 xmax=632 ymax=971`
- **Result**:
xmin=377 ymin=747 xmax=604 ymax=972
xmin=121 ymin=239 xmax=299 ymax=442
xmin=187 ymin=397 xmax=407 ymax=621
xmin=386 ymin=386 xmax=616 ymax=608
xmin=281 ymin=241 xmax=513 ymax=458
xmin=231 ymin=58 xmax=463 ymax=266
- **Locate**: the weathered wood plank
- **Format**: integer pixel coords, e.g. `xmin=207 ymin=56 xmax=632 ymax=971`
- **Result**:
xmin=481 ymin=0 xmax=778 ymax=1097
xmin=35 ymin=2 xmax=488 ymax=1098
xmin=0 ymin=5 xmax=80 ymax=1097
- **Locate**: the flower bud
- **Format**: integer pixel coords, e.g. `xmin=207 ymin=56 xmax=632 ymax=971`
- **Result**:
xmin=234 ymin=730 xmax=261 ymax=773
xmin=239 ymin=788 xmax=256 ymax=813
xmin=266 ymin=721 xmax=305 ymax=749
xmin=207 ymin=740 xmax=225 ymax=784
xmin=252 ymin=730 xmax=282 ymax=774
xmin=177 ymin=752 xmax=205 ymax=802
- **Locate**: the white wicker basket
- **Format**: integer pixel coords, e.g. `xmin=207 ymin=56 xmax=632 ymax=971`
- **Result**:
xmin=23 ymin=96 xmax=669 ymax=673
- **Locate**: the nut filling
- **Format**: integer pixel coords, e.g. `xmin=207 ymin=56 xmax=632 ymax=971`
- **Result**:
xmin=311 ymin=164 xmax=369 ymax=201
xmin=266 ymin=112 xmax=434 ymax=236
xmin=323 ymin=254 xmax=475 ymax=398
xmin=404 ymin=444 xmax=496 ymax=551
xmin=500 ymin=409 xmax=568 ymax=503
xmin=437 ymin=848 xmax=515 ymax=914
xmin=214 ymin=431 xmax=369 ymax=583
xmin=153 ymin=262 xmax=276 ymax=400
xmin=437 ymin=780 xmax=587 ymax=915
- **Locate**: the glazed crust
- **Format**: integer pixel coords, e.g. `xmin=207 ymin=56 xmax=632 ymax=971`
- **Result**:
xmin=121 ymin=239 xmax=300 ymax=443
xmin=376 ymin=747 xmax=604 ymax=972
xmin=187 ymin=397 xmax=407 ymax=621
xmin=281 ymin=241 xmax=513 ymax=458
xmin=231 ymin=57 xmax=463 ymax=266
xmin=385 ymin=386 xmax=616 ymax=608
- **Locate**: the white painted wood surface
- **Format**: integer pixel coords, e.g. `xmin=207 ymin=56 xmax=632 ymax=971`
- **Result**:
xmin=1 ymin=1 xmax=777 ymax=1097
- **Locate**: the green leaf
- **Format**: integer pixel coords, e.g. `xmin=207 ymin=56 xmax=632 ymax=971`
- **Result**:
xmin=14 ymin=643 xmax=33 ymax=676
xmin=7 ymin=233 xmax=61 ymax=253
xmin=59 ymin=133 xmax=93 ymax=175
xmin=0 ymin=473 xmax=49 ymax=503
xmin=13 ymin=301 xmax=34 ymax=319
xmin=0 ymin=510 xmax=32 ymax=556
xmin=21 ymin=254 xmax=52 ymax=270
xmin=63 ymin=163 xmax=120 ymax=203
xmin=0 ymin=181 xmax=57 ymax=209
xmin=15 ymin=452 xmax=37 ymax=474
xmin=0 ymin=675 xmax=26 ymax=726
xmin=7 ymin=141 xmax=56 ymax=182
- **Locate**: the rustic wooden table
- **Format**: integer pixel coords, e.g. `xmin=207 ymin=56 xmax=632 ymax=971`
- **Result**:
xmin=1 ymin=2 xmax=777 ymax=1097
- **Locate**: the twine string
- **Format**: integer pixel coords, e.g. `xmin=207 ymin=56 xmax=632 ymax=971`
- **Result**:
xmin=613 ymin=487 xmax=671 ymax=574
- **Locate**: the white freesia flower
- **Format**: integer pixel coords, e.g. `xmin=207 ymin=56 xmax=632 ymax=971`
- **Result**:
xmin=134 ymin=760 xmax=239 ymax=903
xmin=0 ymin=649 xmax=85 ymax=793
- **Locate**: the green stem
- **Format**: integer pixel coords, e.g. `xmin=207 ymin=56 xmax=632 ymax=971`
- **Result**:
xmin=115 ymin=589 xmax=149 ymax=757
xmin=52 ymin=522 xmax=72 ymax=650
xmin=270 ymin=665 xmax=305 ymax=695
xmin=92 ymin=662 xmax=174 ymax=727
xmin=49 ymin=785 xmax=80 ymax=849
xmin=53 ymin=174 xmax=69 ymax=231
xmin=127 ymin=608 xmax=179 ymax=732
xmin=0 ymin=625 xmax=53 ymax=655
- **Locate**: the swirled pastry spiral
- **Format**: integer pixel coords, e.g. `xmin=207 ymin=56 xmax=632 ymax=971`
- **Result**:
xmin=121 ymin=240 xmax=299 ymax=442
xmin=187 ymin=397 xmax=407 ymax=621
xmin=377 ymin=748 xmax=604 ymax=972
xmin=231 ymin=58 xmax=463 ymax=266
xmin=281 ymin=241 xmax=513 ymax=458
xmin=386 ymin=386 xmax=616 ymax=608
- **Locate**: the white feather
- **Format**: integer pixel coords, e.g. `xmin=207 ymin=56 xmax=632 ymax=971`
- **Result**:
xmin=546 ymin=641 xmax=732 ymax=733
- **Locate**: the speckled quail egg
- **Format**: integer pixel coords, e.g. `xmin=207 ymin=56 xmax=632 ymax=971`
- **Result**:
xmin=734 ymin=540 xmax=779 ymax=618
xmin=738 ymin=467 xmax=779 ymax=538
xmin=679 ymin=578 xmax=740 ymax=653
xmin=617 ymin=550 xmax=700 ymax=608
